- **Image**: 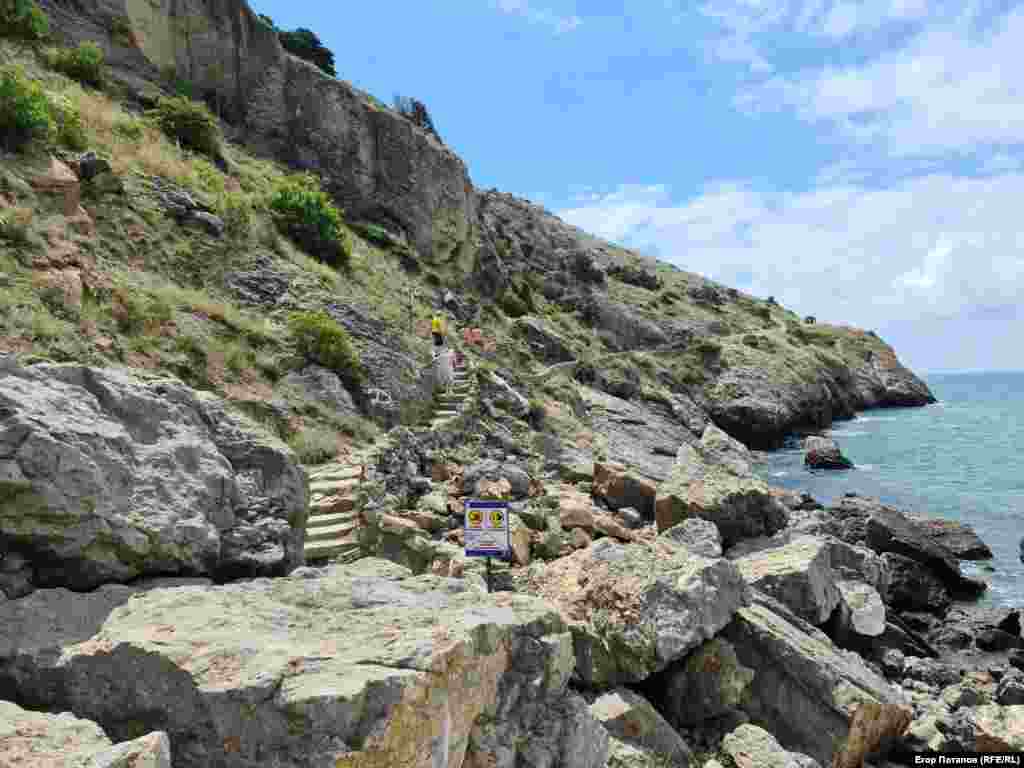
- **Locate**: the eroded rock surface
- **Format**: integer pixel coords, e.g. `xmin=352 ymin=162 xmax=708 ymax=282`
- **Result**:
xmin=515 ymin=538 xmax=748 ymax=687
xmin=0 ymin=701 xmax=170 ymax=768
xmin=0 ymin=361 xmax=308 ymax=590
xmin=5 ymin=558 xmax=607 ymax=768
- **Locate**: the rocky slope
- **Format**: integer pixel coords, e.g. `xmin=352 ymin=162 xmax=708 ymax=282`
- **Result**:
xmin=2 ymin=2 xmax=1001 ymax=767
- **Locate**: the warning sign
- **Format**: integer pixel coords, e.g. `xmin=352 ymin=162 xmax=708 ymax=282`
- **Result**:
xmin=464 ymin=500 xmax=510 ymax=559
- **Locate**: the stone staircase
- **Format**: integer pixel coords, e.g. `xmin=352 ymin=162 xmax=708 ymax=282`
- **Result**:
xmin=427 ymin=352 xmax=474 ymax=429
xmin=302 ymin=349 xmax=477 ymax=564
xmin=302 ymin=443 xmax=383 ymax=563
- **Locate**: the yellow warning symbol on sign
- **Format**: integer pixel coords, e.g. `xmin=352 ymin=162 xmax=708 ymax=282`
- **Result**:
xmin=467 ymin=509 xmax=483 ymax=528
xmin=490 ymin=509 xmax=505 ymax=528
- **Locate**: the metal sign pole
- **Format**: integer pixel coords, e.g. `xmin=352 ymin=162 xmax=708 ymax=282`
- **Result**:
xmin=485 ymin=556 xmax=492 ymax=593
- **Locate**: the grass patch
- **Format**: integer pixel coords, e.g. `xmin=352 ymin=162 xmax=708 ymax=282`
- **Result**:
xmin=288 ymin=427 xmax=341 ymax=465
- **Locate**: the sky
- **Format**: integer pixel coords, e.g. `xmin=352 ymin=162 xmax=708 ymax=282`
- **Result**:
xmin=250 ymin=0 xmax=1023 ymax=374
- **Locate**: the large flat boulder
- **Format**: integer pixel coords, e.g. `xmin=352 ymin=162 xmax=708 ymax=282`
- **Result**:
xmin=655 ymin=425 xmax=788 ymax=546
xmin=721 ymin=591 xmax=912 ymax=767
xmin=721 ymin=724 xmax=821 ymax=768
xmin=0 ymin=361 xmax=308 ymax=589
xmin=515 ymin=538 xmax=749 ymax=687
xmin=10 ymin=559 xmax=606 ymax=768
xmin=0 ymin=700 xmax=170 ymax=768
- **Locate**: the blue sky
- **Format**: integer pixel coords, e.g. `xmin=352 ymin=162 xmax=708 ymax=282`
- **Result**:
xmin=251 ymin=0 xmax=1023 ymax=374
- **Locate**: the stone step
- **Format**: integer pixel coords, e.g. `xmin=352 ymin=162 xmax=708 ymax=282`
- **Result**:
xmin=434 ymin=410 xmax=459 ymax=418
xmin=305 ymin=521 xmax=358 ymax=541
xmin=304 ymin=538 xmax=362 ymax=561
xmin=309 ymin=478 xmax=360 ymax=496
xmin=306 ymin=511 xmax=356 ymax=528
xmin=308 ymin=469 xmax=363 ymax=485
xmin=311 ymin=496 xmax=355 ymax=515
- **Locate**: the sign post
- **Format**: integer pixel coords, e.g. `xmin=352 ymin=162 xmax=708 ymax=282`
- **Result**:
xmin=464 ymin=499 xmax=510 ymax=593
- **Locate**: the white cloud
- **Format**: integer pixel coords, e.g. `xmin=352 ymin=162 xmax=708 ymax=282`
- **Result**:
xmin=494 ymin=0 xmax=581 ymax=34
xmin=736 ymin=7 xmax=1024 ymax=156
xmin=557 ymin=174 xmax=1024 ymax=331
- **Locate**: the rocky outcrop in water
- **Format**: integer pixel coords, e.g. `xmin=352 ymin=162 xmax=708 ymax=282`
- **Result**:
xmin=803 ymin=436 xmax=854 ymax=470
xmin=0 ymin=359 xmax=308 ymax=592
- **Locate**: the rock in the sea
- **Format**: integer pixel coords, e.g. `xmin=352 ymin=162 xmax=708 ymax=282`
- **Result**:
xmin=830 ymin=496 xmax=985 ymax=601
xmin=515 ymin=538 xmax=748 ymax=687
xmin=0 ymin=700 xmax=171 ymax=768
xmin=661 ymin=637 xmax=755 ymax=726
xmin=0 ymin=361 xmax=308 ymax=589
xmin=589 ymin=688 xmax=693 ymax=765
xmin=661 ymin=518 xmax=723 ymax=558
xmin=907 ymin=515 xmax=993 ymax=560
xmin=10 ymin=559 xmax=608 ymax=768
xmin=655 ymin=425 xmax=788 ymax=546
xmin=721 ymin=724 xmax=822 ymax=768
xmin=803 ymin=436 xmax=854 ymax=470
xmin=722 ymin=590 xmax=912 ymax=767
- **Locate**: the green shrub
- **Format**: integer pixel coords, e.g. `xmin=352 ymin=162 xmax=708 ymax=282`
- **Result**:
xmin=218 ymin=191 xmax=253 ymax=240
xmin=49 ymin=42 xmax=105 ymax=87
xmin=0 ymin=65 xmax=52 ymax=151
xmin=0 ymin=206 xmax=34 ymax=244
xmin=152 ymin=94 xmax=221 ymax=158
xmin=0 ymin=0 xmax=49 ymax=40
xmin=269 ymin=175 xmax=350 ymax=268
xmin=46 ymin=93 xmax=88 ymax=150
xmin=287 ymin=310 xmax=364 ymax=386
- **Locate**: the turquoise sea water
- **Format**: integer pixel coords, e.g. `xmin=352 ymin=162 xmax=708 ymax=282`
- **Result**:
xmin=755 ymin=371 xmax=1024 ymax=609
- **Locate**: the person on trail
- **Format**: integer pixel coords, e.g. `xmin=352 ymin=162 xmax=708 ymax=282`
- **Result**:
xmin=431 ymin=314 xmax=446 ymax=350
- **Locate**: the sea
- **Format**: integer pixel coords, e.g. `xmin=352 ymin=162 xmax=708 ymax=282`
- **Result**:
xmin=754 ymin=370 xmax=1024 ymax=609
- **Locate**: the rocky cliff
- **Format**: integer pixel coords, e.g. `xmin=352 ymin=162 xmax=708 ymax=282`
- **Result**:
xmin=37 ymin=0 xmax=476 ymax=265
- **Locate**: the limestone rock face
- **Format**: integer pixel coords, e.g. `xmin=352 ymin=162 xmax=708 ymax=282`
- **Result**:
xmin=0 ymin=361 xmax=308 ymax=590
xmin=655 ymin=425 xmax=788 ymax=546
xmin=516 ymin=538 xmax=749 ymax=687
xmin=0 ymin=700 xmax=170 ymax=768
xmin=8 ymin=559 xmax=606 ymax=768
xmin=722 ymin=591 xmax=911 ymax=767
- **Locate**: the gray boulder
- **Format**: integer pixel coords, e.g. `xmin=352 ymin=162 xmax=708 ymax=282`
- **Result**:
xmin=721 ymin=724 xmax=822 ymax=768
xmin=0 ymin=361 xmax=308 ymax=589
xmin=804 ymin=436 xmax=854 ymax=470
xmin=661 ymin=518 xmax=723 ymax=558
xmin=722 ymin=590 xmax=912 ymax=768
xmin=662 ymin=637 xmax=755 ymax=726
xmin=515 ymin=316 xmax=575 ymax=363
xmin=515 ymin=538 xmax=748 ymax=687
xmin=655 ymin=425 xmax=788 ymax=546
xmin=12 ymin=558 xmax=607 ymax=768
xmin=464 ymin=458 xmax=532 ymax=500
xmin=997 ymin=673 xmax=1024 ymax=705
xmin=0 ymin=700 xmax=170 ymax=767
xmin=589 ymin=688 xmax=692 ymax=766
xmin=279 ymin=363 xmax=358 ymax=414
xmin=835 ymin=580 xmax=886 ymax=638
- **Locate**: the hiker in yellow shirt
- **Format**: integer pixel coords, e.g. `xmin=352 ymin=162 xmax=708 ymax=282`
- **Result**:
xmin=431 ymin=314 xmax=446 ymax=350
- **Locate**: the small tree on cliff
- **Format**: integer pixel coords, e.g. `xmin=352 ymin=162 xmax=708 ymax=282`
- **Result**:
xmin=393 ymin=94 xmax=443 ymax=143
xmin=278 ymin=28 xmax=336 ymax=77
